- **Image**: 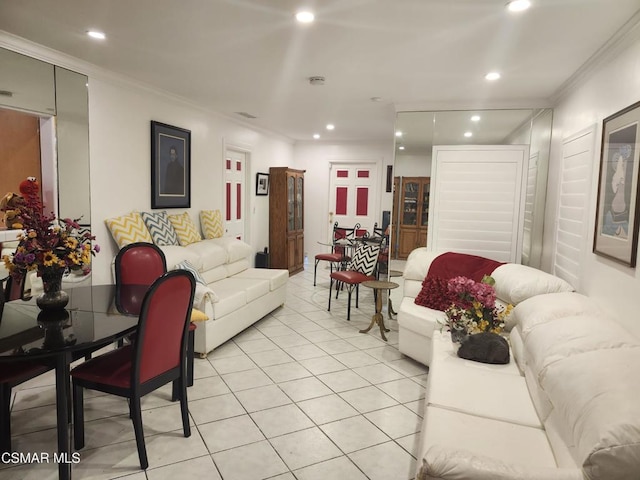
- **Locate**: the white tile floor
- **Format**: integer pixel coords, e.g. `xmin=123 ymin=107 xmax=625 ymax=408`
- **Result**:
xmin=3 ymin=261 xmax=428 ymax=480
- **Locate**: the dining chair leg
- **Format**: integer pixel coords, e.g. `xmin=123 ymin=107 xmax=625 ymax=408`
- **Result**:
xmin=130 ymin=395 xmax=148 ymax=470
xmin=179 ymin=376 xmax=191 ymax=438
xmin=314 ymin=259 xmax=320 ymax=286
xmin=1 ymin=383 xmax=11 ymax=454
xmin=187 ymin=329 xmax=195 ymax=387
xmin=347 ymin=287 xmax=352 ymax=321
xmin=328 ymin=278 xmax=333 ymax=311
xmin=356 ymin=284 xmax=359 ymax=308
xmin=72 ymin=382 xmax=85 ymax=450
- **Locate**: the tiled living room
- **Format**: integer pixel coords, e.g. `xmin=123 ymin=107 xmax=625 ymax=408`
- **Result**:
xmin=4 ymin=263 xmax=426 ymax=480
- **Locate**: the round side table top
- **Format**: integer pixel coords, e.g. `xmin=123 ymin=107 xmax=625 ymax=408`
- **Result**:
xmin=362 ymin=280 xmax=399 ymax=290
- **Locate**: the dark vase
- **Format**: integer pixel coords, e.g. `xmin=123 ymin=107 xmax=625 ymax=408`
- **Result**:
xmin=36 ymin=267 xmax=69 ymax=311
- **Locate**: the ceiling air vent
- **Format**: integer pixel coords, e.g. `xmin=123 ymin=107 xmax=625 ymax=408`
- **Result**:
xmin=235 ymin=112 xmax=257 ymax=119
xmin=0 ymin=90 xmax=13 ymax=97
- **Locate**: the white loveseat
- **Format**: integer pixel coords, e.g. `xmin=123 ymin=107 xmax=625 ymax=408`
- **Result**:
xmin=397 ymin=248 xmax=640 ymax=479
xmin=158 ymin=237 xmax=288 ymax=356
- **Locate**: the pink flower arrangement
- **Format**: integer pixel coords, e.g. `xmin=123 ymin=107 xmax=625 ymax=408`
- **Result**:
xmin=441 ymin=275 xmax=512 ymax=336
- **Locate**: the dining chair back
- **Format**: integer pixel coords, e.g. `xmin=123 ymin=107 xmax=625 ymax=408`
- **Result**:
xmin=313 ymin=222 xmax=360 ymax=286
xmin=114 ymin=242 xmax=196 ymax=396
xmin=327 ymin=241 xmax=381 ymax=320
xmin=71 ymin=270 xmax=196 ymax=470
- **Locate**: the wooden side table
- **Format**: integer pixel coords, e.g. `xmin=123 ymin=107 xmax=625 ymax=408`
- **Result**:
xmin=360 ymin=280 xmax=399 ymax=341
xmin=387 ymin=270 xmax=403 ymax=319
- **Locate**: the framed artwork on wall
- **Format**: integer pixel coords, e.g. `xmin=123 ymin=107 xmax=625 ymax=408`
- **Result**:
xmin=256 ymin=172 xmax=269 ymax=196
xmin=151 ymin=121 xmax=191 ymax=209
xmin=593 ymin=100 xmax=640 ymax=267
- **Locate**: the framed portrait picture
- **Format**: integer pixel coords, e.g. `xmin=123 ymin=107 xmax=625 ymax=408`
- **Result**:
xmin=256 ymin=172 xmax=270 ymax=196
xmin=593 ymin=100 xmax=640 ymax=267
xmin=151 ymin=121 xmax=191 ymax=209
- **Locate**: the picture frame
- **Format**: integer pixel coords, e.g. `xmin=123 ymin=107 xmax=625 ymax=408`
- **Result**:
xmin=151 ymin=121 xmax=191 ymax=209
xmin=256 ymin=172 xmax=269 ymax=196
xmin=593 ymin=100 xmax=640 ymax=267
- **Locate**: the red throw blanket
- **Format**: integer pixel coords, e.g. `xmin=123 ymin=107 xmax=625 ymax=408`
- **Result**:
xmin=426 ymin=252 xmax=504 ymax=282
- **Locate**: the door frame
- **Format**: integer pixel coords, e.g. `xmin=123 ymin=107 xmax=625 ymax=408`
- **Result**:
xmin=222 ymin=140 xmax=252 ymax=243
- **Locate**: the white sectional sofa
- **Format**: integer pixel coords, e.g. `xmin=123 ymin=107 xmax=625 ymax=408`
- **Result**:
xmin=397 ymin=248 xmax=640 ymax=479
xmin=159 ymin=237 xmax=288 ymax=356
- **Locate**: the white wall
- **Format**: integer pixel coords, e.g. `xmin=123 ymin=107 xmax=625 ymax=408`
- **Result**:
xmin=395 ymin=153 xmax=432 ymax=177
xmin=544 ymin=35 xmax=640 ymax=338
xmin=293 ymin=141 xmax=394 ymax=262
xmin=89 ymin=77 xmax=294 ymax=284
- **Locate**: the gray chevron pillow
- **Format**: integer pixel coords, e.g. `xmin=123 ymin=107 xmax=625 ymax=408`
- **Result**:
xmin=140 ymin=211 xmax=180 ymax=246
xmin=349 ymin=243 xmax=380 ymax=276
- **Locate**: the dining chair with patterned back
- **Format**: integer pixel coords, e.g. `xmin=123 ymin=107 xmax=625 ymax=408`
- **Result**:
xmin=327 ymin=240 xmax=381 ymax=320
xmin=71 ymin=270 xmax=196 ymax=470
xmin=115 ymin=242 xmax=196 ymax=396
xmin=313 ymin=222 xmax=360 ymax=286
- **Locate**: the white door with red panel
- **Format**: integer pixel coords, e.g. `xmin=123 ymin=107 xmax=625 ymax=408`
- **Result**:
xmin=224 ymin=149 xmax=246 ymax=240
xmin=328 ymin=162 xmax=378 ymax=238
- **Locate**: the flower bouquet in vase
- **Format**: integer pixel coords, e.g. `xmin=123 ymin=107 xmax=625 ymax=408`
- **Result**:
xmin=439 ymin=275 xmax=512 ymax=344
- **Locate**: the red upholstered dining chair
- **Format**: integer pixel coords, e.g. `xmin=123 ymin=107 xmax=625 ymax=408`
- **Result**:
xmin=115 ymin=242 xmax=197 ymax=398
xmin=327 ymin=240 xmax=381 ymax=320
xmin=314 ymin=222 xmax=360 ymax=286
xmin=71 ymin=270 xmax=196 ymax=470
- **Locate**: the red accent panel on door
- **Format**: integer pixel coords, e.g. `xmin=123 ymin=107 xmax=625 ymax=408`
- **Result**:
xmin=226 ymin=183 xmax=231 ymax=221
xmin=337 ymin=170 xmax=348 ymax=178
xmin=356 ymin=187 xmax=368 ymax=216
xmin=357 ymin=170 xmax=370 ymax=178
xmin=236 ymin=161 xmax=242 ymax=171
xmin=336 ymin=187 xmax=348 ymax=215
xmin=236 ymin=184 xmax=242 ymax=220
xmin=226 ymin=159 xmax=231 ymax=170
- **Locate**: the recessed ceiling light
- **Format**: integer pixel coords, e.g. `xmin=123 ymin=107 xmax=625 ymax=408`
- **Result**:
xmin=313 ymin=134 xmax=320 ymax=139
xmin=464 ymin=132 xmax=473 ymax=138
xmin=326 ymin=124 xmax=335 ymax=131
xmin=395 ymin=131 xmax=403 ymax=137
xmin=296 ymin=11 xmax=315 ymax=23
xmin=471 ymin=115 xmax=481 ymax=122
xmin=507 ymin=0 xmax=531 ymax=12
xmin=485 ymin=72 xmax=501 ymax=81
xmin=398 ymin=146 xmax=405 ymax=150
xmin=370 ymin=96 xmax=383 ymax=102
xmin=87 ymin=30 xmax=106 ymax=40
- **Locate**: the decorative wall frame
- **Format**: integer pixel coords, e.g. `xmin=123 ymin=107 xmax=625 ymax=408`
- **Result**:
xmin=593 ymin=101 xmax=640 ymax=267
xmin=256 ymin=172 xmax=269 ymax=196
xmin=151 ymin=121 xmax=191 ymax=209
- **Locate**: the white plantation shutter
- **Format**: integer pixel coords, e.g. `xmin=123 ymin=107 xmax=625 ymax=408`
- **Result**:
xmin=553 ymin=128 xmax=595 ymax=289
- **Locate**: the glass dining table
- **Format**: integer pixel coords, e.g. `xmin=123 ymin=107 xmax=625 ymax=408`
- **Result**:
xmin=0 ymin=283 xmax=146 ymax=480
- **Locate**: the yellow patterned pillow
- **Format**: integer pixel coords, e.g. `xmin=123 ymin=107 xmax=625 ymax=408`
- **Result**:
xmin=200 ymin=210 xmax=224 ymax=239
xmin=104 ymin=211 xmax=153 ymax=248
xmin=168 ymin=212 xmax=202 ymax=246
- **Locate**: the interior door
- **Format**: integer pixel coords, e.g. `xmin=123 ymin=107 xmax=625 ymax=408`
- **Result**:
xmin=224 ymin=149 xmax=246 ymax=240
xmin=328 ymin=163 xmax=378 ymax=238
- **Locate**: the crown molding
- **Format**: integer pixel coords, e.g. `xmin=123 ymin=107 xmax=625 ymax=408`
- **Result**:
xmin=393 ymin=98 xmax=551 ymax=113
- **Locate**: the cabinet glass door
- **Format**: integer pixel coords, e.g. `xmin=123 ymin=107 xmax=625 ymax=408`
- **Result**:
xmin=295 ymin=176 xmax=303 ymax=230
xmin=287 ymin=176 xmax=295 ymax=231
xmin=403 ymin=181 xmax=418 ymax=225
xmin=421 ymin=182 xmax=430 ymax=227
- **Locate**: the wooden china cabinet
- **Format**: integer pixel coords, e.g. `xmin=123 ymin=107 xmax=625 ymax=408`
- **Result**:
xmin=269 ymin=167 xmax=305 ymax=275
xmin=395 ymin=176 xmax=430 ymax=259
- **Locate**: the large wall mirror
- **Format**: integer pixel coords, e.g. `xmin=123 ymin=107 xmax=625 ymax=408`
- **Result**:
xmin=391 ymin=108 xmax=552 ymax=267
xmin=0 ymin=46 xmax=91 ymax=284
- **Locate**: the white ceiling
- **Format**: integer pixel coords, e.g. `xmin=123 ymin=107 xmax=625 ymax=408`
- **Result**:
xmin=1 ymin=0 xmax=639 ymax=144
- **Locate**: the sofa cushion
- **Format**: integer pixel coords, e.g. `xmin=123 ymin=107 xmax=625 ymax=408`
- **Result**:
xmin=168 ymin=212 xmax=202 ymax=246
xmin=158 ymin=245 xmax=203 ymax=271
xmin=541 ymin=347 xmax=640 ymax=479
xmin=184 ymin=240 xmax=227 ymax=271
xmin=140 ymin=211 xmax=179 ymax=246
xmin=403 ymin=247 xmax=443 ymax=282
xmin=207 ymin=279 xmax=247 ymax=318
xmin=525 ymin=314 xmax=638 ymax=381
xmin=205 ymin=237 xmax=253 ymax=263
xmin=226 ymin=258 xmax=250 ymax=276
xmin=104 ymin=212 xmax=153 ymax=248
xmin=398 ymin=297 xmax=444 ymax=338
xmin=200 ymin=210 xmax=224 ymax=239
xmin=491 ymin=264 xmax=574 ymax=305
xmin=514 ymin=292 xmax=601 ymax=340
xmin=234 ymin=268 xmax=288 ymax=291
xmin=220 ymin=277 xmax=270 ymax=303
xmin=414 ymin=276 xmax=455 ymax=311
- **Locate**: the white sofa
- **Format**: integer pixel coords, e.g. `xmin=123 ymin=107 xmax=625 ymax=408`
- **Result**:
xmin=397 ymin=248 xmax=640 ymax=479
xmin=158 ymin=237 xmax=288 ymax=356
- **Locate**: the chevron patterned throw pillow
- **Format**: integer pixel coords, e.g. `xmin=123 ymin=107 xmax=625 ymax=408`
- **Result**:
xmin=349 ymin=243 xmax=380 ymax=276
xmin=104 ymin=211 xmax=153 ymax=248
xmin=168 ymin=211 xmax=202 ymax=246
xmin=200 ymin=210 xmax=224 ymax=239
xmin=141 ymin=211 xmax=180 ymax=246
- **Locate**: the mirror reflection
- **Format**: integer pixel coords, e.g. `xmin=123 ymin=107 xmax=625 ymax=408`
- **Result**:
xmin=392 ymin=108 xmax=552 ymax=267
